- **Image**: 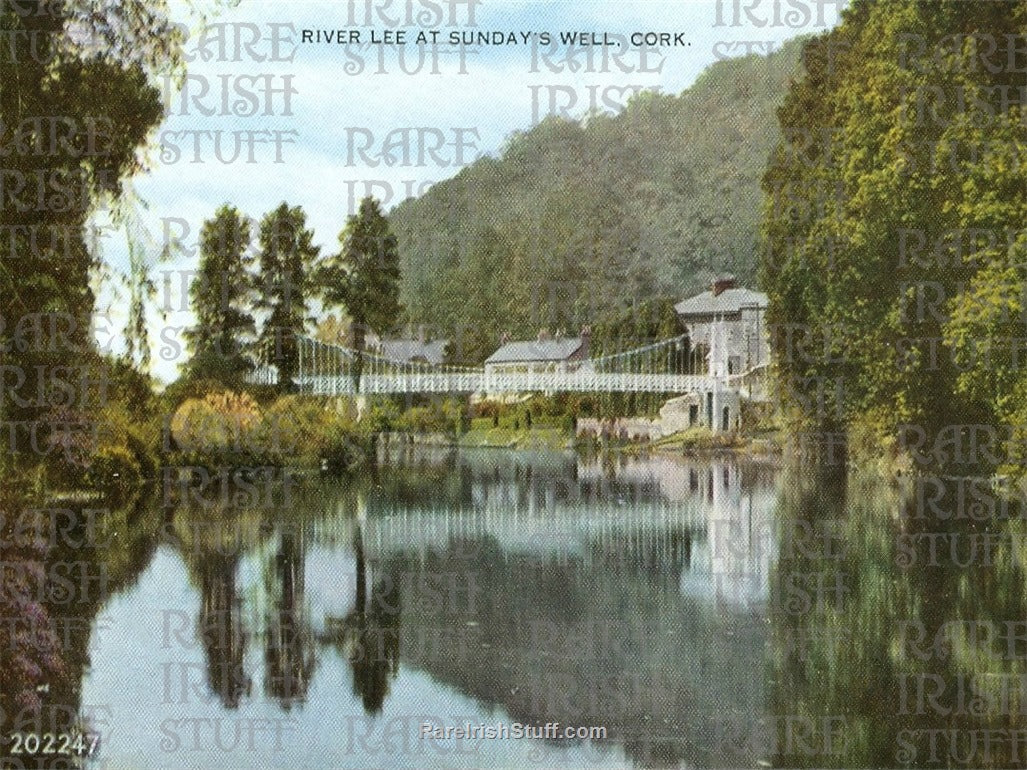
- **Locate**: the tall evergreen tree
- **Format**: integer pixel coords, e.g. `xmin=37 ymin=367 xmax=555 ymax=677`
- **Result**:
xmin=184 ymin=206 xmax=256 ymax=385
xmin=255 ymin=203 xmax=319 ymax=392
xmin=319 ymin=197 xmax=402 ymax=387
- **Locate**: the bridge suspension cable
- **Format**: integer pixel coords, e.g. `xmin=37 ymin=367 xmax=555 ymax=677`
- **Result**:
xmin=247 ymin=332 xmax=728 ymax=395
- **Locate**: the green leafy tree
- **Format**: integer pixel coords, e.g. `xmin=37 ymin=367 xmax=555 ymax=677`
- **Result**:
xmin=0 ymin=0 xmax=185 ymax=747
xmin=255 ymin=203 xmax=319 ymax=392
xmin=759 ymin=0 xmax=1027 ymax=463
xmin=0 ymin=1 xmax=180 ymax=446
xmin=319 ymin=197 xmax=403 ymax=387
xmin=184 ymin=206 xmax=256 ymax=385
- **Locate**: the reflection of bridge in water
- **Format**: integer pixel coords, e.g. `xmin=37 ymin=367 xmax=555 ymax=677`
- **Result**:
xmin=165 ymin=452 xmax=780 ymax=768
xmin=313 ymin=498 xmax=709 ymax=561
xmin=249 ymin=334 xmax=763 ymax=396
xmin=308 ymin=453 xmax=778 ymax=608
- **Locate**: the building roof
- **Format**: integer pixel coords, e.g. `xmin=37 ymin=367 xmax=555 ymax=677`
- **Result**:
xmin=674 ymin=287 xmax=768 ymax=318
xmin=380 ymin=338 xmax=449 ymax=365
xmin=486 ymin=337 xmax=585 ymax=364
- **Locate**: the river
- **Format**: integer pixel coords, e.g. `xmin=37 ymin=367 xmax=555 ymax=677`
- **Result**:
xmin=25 ymin=448 xmax=1026 ymax=768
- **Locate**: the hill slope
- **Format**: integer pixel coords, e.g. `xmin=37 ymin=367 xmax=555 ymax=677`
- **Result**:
xmin=390 ymin=39 xmax=804 ymax=362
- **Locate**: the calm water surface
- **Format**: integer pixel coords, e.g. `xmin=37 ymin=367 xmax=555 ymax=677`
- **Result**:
xmin=73 ymin=449 xmax=778 ymax=769
xmin=46 ymin=448 xmax=1024 ymax=768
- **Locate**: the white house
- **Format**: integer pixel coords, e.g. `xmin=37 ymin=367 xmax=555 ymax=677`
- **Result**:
xmin=674 ymin=276 xmax=769 ymax=378
xmin=484 ymin=330 xmax=590 ymax=375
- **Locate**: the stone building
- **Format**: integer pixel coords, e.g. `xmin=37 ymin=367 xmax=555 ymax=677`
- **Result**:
xmin=674 ymin=275 xmax=769 ymax=378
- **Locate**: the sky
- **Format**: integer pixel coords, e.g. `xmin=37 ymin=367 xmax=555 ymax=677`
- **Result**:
xmin=92 ymin=0 xmax=845 ymax=383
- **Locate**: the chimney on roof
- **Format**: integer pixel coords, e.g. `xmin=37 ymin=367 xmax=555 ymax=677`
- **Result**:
xmin=712 ymin=275 xmax=737 ymax=297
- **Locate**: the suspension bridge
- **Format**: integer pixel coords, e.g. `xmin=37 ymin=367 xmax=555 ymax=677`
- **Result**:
xmin=248 ymin=334 xmax=762 ymax=396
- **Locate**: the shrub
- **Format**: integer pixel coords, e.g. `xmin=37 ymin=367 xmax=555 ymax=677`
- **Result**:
xmin=170 ymin=390 xmax=263 ymax=456
xmin=159 ymin=377 xmax=229 ymax=412
xmin=395 ymin=406 xmax=438 ymax=434
xmin=93 ymin=404 xmax=159 ymax=479
xmin=264 ymin=395 xmax=360 ymax=458
xmin=474 ymin=401 xmax=501 ymax=419
xmin=0 ymin=503 xmax=64 ymax=714
xmin=363 ymin=399 xmax=401 ymax=434
xmin=35 ymin=407 xmax=97 ymax=492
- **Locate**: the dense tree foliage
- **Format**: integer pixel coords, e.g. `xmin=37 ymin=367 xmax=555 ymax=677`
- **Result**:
xmin=319 ymin=197 xmax=403 ymax=381
xmin=760 ymin=0 xmax=1027 ymax=462
xmin=390 ymin=40 xmax=803 ymax=363
xmin=255 ymin=203 xmax=319 ymax=392
xmin=184 ymin=205 xmax=256 ymax=385
xmin=0 ymin=0 xmax=179 ymax=445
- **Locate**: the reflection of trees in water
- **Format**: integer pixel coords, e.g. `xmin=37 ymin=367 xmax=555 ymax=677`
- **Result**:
xmin=264 ymin=529 xmax=316 ymax=709
xmin=173 ymin=500 xmax=268 ymax=711
xmin=177 ymin=509 xmax=320 ymax=712
xmin=767 ymin=462 xmax=1027 ymax=769
xmin=322 ymin=523 xmax=401 ymax=715
xmin=198 ymin=551 xmax=251 ymax=708
xmin=0 ymin=488 xmax=162 ymax=766
xmin=384 ymin=533 xmax=767 ymax=769
xmin=350 ymin=578 xmax=400 ymax=714
xmin=587 ymin=527 xmax=693 ymax=584
xmin=173 ymin=497 xmax=400 ymax=716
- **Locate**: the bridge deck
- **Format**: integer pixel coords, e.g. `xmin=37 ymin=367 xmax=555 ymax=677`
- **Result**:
xmin=246 ymin=335 xmax=766 ymax=395
xmin=290 ymin=372 xmax=723 ymax=395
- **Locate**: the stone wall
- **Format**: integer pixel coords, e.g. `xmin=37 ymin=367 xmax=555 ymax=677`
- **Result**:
xmin=576 ymin=390 xmax=744 ymax=440
xmin=576 ymin=417 xmax=664 ymax=441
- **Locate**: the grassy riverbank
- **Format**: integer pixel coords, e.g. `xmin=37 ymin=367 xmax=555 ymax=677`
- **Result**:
xmin=458 ymin=427 xmax=575 ymax=450
xmin=648 ymin=425 xmax=784 ymax=455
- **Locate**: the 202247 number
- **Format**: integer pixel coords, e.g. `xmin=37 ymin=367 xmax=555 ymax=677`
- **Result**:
xmin=7 ymin=732 xmax=100 ymax=757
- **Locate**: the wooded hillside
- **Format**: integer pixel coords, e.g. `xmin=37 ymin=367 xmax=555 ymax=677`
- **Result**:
xmin=390 ymin=39 xmax=804 ymax=362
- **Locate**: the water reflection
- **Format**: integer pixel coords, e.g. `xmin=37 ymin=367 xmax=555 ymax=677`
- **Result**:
xmin=66 ymin=449 xmax=784 ymax=767
xmin=320 ymin=522 xmax=401 ymax=715
xmin=138 ymin=450 xmax=780 ymax=768
xmin=197 ymin=550 xmax=250 ymax=708
xmin=23 ymin=447 xmax=1027 ymax=767
xmin=263 ymin=529 xmax=316 ymax=709
xmin=765 ymin=464 xmax=1027 ymax=769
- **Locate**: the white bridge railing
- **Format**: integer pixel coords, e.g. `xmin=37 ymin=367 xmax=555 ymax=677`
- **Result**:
xmin=285 ymin=371 xmax=722 ymax=395
xmin=245 ymin=335 xmax=766 ymax=396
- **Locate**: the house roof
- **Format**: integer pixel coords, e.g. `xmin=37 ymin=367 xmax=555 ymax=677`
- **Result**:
xmin=674 ymin=287 xmax=768 ymax=317
xmin=486 ymin=337 xmax=585 ymax=364
xmin=380 ymin=338 xmax=448 ymax=365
